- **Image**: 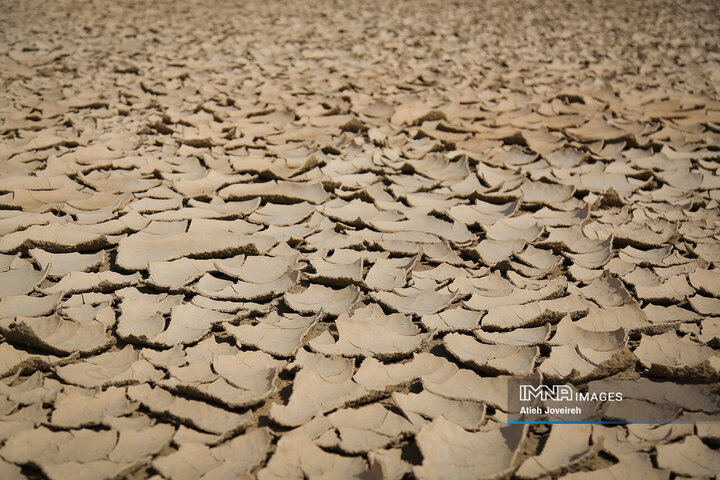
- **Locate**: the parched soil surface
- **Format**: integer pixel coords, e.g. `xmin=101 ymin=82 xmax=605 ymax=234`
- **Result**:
xmin=1 ymin=0 xmax=720 ymax=478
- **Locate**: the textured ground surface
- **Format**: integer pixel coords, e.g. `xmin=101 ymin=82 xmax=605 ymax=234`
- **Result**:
xmin=1 ymin=0 xmax=720 ymax=478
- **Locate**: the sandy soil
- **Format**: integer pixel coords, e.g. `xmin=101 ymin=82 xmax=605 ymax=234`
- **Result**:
xmin=1 ymin=0 xmax=720 ymax=478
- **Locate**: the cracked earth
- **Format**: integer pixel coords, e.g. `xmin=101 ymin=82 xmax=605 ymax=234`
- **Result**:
xmin=1 ymin=0 xmax=720 ymax=478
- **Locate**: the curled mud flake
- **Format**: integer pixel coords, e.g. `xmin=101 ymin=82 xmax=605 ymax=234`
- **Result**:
xmin=28 ymin=248 xmax=104 ymax=278
xmin=393 ymin=390 xmax=486 ymax=430
xmin=269 ymin=351 xmax=367 ymax=427
xmin=444 ymin=333 xmax=539 ymax=375
xmin=50 ymin=387 xmax=137 ymax=428
xmin=284 ymin=284 xmax=360 ymax=315
xmin=0 ymin=224 xmax=109 ymax=254
xmin=310 ymin=303 xmax=431 ymax=358
xmin=688 ymin=268 xmax=720 ymax=297
xmin=516 ymin=424 xmax=597 ymax=479
xmin=656 ymin=435 xmax=720 ymax=477
xmin=127 ymin=384 xmax=251 ymax=435
xmin=0 ymin=258 xmax=48 ymax=297
xmin=0 ymin=314 xmax=113 ymax=355
xmin=634 ymin=330 xmax=718 ymax=381
xmin=116 ymin=231 xmax=276 ymax=270
xmin=153 ymin=429 xmax=271 ymax=480
xmin=413 ymin=417 xmax=527 ymax=480
xmin=258 ymin=433 xmax=368 ymax=480
xmin=41 ymin=271 xmax=141 ymax=295
xmin=324 ymin=403 xmax=420 ymax=453
xmin=0 ymin=293 xmax=62 ymax=319
xmin=561 ymin=452 xmax=668 ymax=480
xmin=226 ymin=311 xmax=320 ymax=357
xmin=55 ymin=345 xmax=163 ymax=388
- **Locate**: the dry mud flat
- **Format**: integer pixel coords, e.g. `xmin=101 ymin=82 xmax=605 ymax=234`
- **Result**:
xmin=1 ymin=0 xmax=720 ymax=478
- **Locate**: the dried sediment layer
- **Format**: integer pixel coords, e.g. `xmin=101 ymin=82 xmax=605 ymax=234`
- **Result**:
xmin=1 ymin=0 xmax=720 ymax=477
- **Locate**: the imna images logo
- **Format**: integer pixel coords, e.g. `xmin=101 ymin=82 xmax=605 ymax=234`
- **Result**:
xmin=519 ymin=384 xmax=573 ymax=402
xmin=519 ymin=384 xmax=623 ymax=403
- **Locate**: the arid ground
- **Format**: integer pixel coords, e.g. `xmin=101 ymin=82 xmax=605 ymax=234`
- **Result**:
xmin=1 ymin=0 xmax=720 ymax=478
